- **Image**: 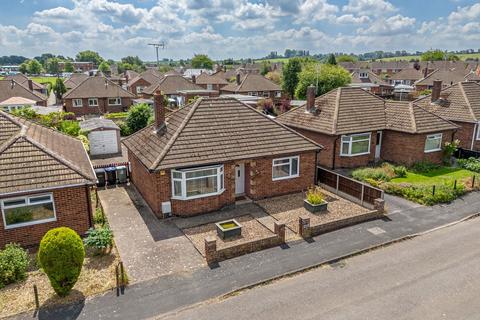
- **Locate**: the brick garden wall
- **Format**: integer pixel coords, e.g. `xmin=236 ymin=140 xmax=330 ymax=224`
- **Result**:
xmin=0 ymin=186 xmax=92 ymax=248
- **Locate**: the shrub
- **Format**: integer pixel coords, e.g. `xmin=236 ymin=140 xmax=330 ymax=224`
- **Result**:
xmin=118 ymin=121 xmax=131 ymax=136
xmin=93 ymin=207 xmax=106 ymax=225
xmin=411 ymin=161 xmax=440 ymax=173
xmin=457 ymin=157 xmax=480 ymax=173
xmin=352 ymin=167 xmax=391 ymax=182
xmin=443 ymin=139 xmax=460 ymax=164
xmin=380 ymin=182 xmax=465 ymax=206
xmin=83 ymin=227 xmax=113 ymax=254
xmin=0 ymin=244 xmax=29 ymax=288
xmin=37 ymin=227 xmax=85 ymax=297
xmin=393 ymin=166 xmax=407 ymax=178
xmin=305 ymin=187 xmax=324 ymax=205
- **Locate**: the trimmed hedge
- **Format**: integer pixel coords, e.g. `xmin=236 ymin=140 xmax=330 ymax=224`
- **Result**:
xmin=0 ymin=244 xmax=29 ymax=288
xmin=37 ymin=227 xmax=85 ymax=297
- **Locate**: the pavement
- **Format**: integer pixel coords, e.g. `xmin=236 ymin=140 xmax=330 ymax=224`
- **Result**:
xmin=161 ymin=216 xmax=480 ymax=320
xmin=13 ymin=191 xmax=480 ymax=320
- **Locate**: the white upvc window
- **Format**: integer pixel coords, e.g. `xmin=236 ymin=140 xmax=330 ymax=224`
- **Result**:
xmin=88 ymin=98 xmax=98 ymax=107
xmin=272 ymin=156 xmax=299 ymax=181
xmin=263 ymin=91 xmax=270 ymax=98
xmin=425 ymin=133 xmax=443 ymax=153
xmin=341 ymin=133 xmax=371 ymax=156
xmin=1 ymin=193 xmax=56 ymax=229
xmin=248 ymin=91 xmax=258 ymax=96
xmin=73 ymin=99 xmax=83 ymax=107
xmin=207 ymin=84 xmax=213 ymax=90
xmin=171 ymin=165 xmax=224 ymax=200
xmin=476 ymin=123 xmax=480 ymax=141
xmin=359 ymin=72 xmax=368 ymax=78
xmin=275 ymin=91 xmax=282 ymax=98
xmin=136 ymin=86 xmax=144 ymax=94
xmin=108 ymin=97 xmax=122 ymax=106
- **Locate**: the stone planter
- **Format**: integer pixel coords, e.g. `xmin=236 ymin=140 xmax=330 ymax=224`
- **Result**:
xmin=216 ymin=219 xmax=242 ymax=239
xmin=304 ymin=200 xmax=328 ymax=213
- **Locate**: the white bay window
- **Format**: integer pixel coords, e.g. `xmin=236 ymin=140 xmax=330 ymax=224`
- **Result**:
xmin=272 ymin=156 xmax=299 ymax=180
xmin=1 ymin=194 xmax=56 ymax=229
xmin=172 ymin=165 xmax=224 ymax=200
xmin=341 ymin=133 xmax=371 ymax=156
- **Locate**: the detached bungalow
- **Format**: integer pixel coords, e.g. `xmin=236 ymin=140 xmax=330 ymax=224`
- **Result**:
xmin=277 ymin=86 xmax=457 ymax=169
xmin=4 ymin=74 xmax=48 ymax=96
xmin=123 ymin=92 xmax=322 ymax=218
xmin=63 ymin=75 xmax=135 ymax=117
xmin=0 ymin=79 xmax=48 ymax=107
xmin=220 ymin=73 xmax=283 ymax=104
xmin=0 ymin=111 xmax=96 ymax=248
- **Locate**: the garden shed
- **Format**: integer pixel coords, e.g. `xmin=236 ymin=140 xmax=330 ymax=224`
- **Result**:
xmin=80 ymin=118 xmax=121 ymax=156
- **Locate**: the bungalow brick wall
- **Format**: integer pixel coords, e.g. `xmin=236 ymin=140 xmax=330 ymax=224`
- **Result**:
xmin=129 ymin=150 xmax=317 ymax=218
xmin=452 ymin=121 xmax=480 ymax=151
xmin=196 ymin=83 xmax=226 ymax=91
xmin=128 ymin=78 xmax=151 ymax=97
xmin=64 ymin=97 xmax=133 ymax=116
xmin=0 ymin=186 xmax=92 ymax=248
xmin=381 ymin=129 xmax=455 ymax=166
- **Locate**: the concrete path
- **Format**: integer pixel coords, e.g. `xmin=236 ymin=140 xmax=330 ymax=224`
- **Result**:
xmin=98 ymin=186 xmax=205 ymax=282
xmin=15 ymin=191 xmax=480 ymax=320
xmin=162 ymin=217 xmax=480 ymax=320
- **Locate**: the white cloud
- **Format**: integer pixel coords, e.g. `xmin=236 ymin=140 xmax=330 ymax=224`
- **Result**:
xmin=358 ymin=14 xmax=416 ymax=35
xmin=295 ymin=0 xmax=339 ymax=23
xmin=336 ymin=14 xmax=370 ymax=24
xmin=342 ymin=0 xmax=396 ymax=17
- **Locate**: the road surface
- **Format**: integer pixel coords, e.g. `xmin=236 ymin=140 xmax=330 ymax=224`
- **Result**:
xmin=160 ymin=218 xmax=480 ymax=320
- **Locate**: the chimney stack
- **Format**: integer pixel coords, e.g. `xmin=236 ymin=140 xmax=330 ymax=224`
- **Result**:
xmin=27 ymin=79 xmax=33 ymax=91
xmin=306 ymin=85 xmax=316 ymax=112
xmin=191 ymin=74 xmax=196 ymax=84
xmin=154 ymin=90 xmax=166 ymax=132
xmin=236 ymin=73 xmax=241 ymax=85
xmin=431 ymin=80 xmax=442 ymax=103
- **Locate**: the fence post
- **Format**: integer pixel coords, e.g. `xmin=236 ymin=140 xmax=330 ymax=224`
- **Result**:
xmin=361 ymin=184 xmax=365 ymax=206
xmin=336 ymin=174 xmax=340 ymax=194
xmin=115 ymin=264 xmax=120 ymax=296
xmin=120 ymin=262 xmax=125 ymax=293
xmin=432 ymin=185 xmax=436 ymax=196
xmin=454 ymin=180 xmax=457 ymax=190
xmin=33 ymin=284 xmax=39 ymax=310
xmin=473 ymin=175 xmax=476 ymax=188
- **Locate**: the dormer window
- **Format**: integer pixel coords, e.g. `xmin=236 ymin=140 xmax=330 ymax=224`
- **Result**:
xmin=359 ymin=72 xmax=368 ymax=79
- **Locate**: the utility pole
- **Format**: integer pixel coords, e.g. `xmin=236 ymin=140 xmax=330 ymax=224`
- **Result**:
xmin=148 ymin=42 xmax=165 ymax=68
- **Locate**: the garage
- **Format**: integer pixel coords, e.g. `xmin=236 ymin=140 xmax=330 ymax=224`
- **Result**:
xmin=80 ymin=118 xmax=121 ymax=156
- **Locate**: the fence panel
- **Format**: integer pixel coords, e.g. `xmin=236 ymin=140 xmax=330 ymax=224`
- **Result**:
xmin=455 ymin=148 xmax=480 ymax=159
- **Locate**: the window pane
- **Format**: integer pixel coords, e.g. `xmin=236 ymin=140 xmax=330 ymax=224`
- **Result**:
xmin=173 ymin=180 xmax=182 ymax=197
xmin=291 ymin=158 xmax=298 ymax=175
xmin=341 ymin=142 xmax=350 ymax=155
xmin=425 ymin=137 xmax=441 ymax=151
xmin=352 ymin=134 xmax=370 ymax=141
xmin=220 ymin=173 xmax=224 ymax=190
xmin=172 ymin=171 xmax=182 ymax=179
xmin=3 ymin=199 xmax=26 ymax=207
xmin=29 ymin=195 xmax=51 ymax=203
xmin=186 ymin=168 xmax=217 ymax=179
xmin=351 ymin=140 xmax=369 ymax=154
xmin=273 ymin=164 xmax=291 ymax=179
xmin=186 ymin=176 xmax=218 ymax=197
xmin=273 ymin=159 xmax=290 ymax=165
xmin=4 ymin=202 xmax=54 ymax=227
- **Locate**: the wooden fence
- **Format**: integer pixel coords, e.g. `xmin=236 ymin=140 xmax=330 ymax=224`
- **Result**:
xmin=317 ymin=167 xmax=383 ymax=208
xmin=455 ymin=148 xmax=480 ymax=159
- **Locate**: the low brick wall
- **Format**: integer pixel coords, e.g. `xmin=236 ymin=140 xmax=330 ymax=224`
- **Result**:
xmin=205 ymin=222 xmax=285 ymax=264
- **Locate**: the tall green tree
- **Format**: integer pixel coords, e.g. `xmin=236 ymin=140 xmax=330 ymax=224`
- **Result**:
xmin=191 ymin=54 xmax=214 ymax=69
xmin=19 ymin=61 xmax=28 ymax=74
xmin=282 ymin=57 xmax=302 ymax=98
xmin=75 ymin=50 xmax=104 ymax=65
xmin=98 ymin=61 xmax=111 ymax=73
xmin=421 ymin=50 xmax=446 ymax=61
xmin=326 ymin=54 xmax=337 ymax=65
xmin=63 ymin=61 xmax=75 ymax=73
xmin=27 ymin=59 xmax=43 ymax=75
xmin=46 ymin=58 xmax=61 ymax=75
xmin=260 ymin=61 xmax=271 ymax=75
xmin=52 ymin=78 xmax=67 ymax=100
xmin=336 ymin=55 xmax=357 ymax=63
xmin=126 ymin=104 xmax=153 ymax=134
xmin=295 ymin=63 xmax=351 ymax=99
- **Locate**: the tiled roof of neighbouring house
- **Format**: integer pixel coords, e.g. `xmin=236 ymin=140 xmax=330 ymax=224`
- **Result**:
xmin=389 ymin=68 xmax=425 ymax=81
xmin=127 ymin=70 xmax=163 ymax=87
xmin=195 ymin=72 xmax=228 ymax=85
xmin=350 ymin=70 xmax=391 ymax=86
xmin=414 ymin=68 xmax=477 ymax=87
xmin=64 ymin=73 xmax=89 ymax=89
xmin=63 ymin=75 xmax=135 ymax=99
xmin=220 ymin=74 xmax=281 ymax=93
xmin=4 ymin=74 xmax=46 ymax=91
xmin=277 ymin=87 xmax=455 ymax=135
xmin=123 ymin=97 xmax=322 ymax=171
xmin=0 ymin=111 xmax=96 ymax=194
xmin=415 ymin=81 xmax=480 ymax=123
xmin=0 ymin=80 xmax=47 ymax=104
xmin=142 ymin=75 xmax=204 ymax=95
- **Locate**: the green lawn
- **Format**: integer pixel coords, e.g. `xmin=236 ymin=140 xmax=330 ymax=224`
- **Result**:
xmin=30 ymin=77 xmax=58 ymax=87
xmin=392 ymin=167 xmax=476 ymax=185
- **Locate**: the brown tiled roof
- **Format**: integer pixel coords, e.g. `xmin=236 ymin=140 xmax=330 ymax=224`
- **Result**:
xmin=125 ymin=70 xmax=139 ymax=80
xmin=415 ymin=69 xmax=473 ymax=86
xmin=220 ymin=74 xmax=281 ymax=93
xmin=63 ymin=75 xmax=135 ymax=99
xmin=4 ymin=74 xmax=46 ymax=90
xmin=370 ymin=61 xmax=411 ymax=70
xmin=415 ymin=81 xmax=480 ymax=123
xmin=385 ymin=101 xmax=457 ymax=133
xmin=0 ymin=80 xmax=47 ymax=104
xmin=127 ymin=71 xmax=162 ymax=87
xmin=195 ymin=72 xmax=228 ymax=85
xmin=142 ymin=75 xmax=204 ymax=95
xmin=123 ymin=97 xmax=321 ymax=170
xmin=351 ymin=70 xmax=391 ymax=86
xmin=389 ymin=68 xmax=425 ymax=81
xmin=0 ymin=112 xmax=96 ymax=194
xmin=277 ymin=87 xmax=454 ymax=136
xmin=64 ymin=73 xmax=89 ymax=89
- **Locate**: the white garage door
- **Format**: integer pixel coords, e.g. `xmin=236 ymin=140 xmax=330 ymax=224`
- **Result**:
xmin=89 ymin=130 xmax=118 ymax=156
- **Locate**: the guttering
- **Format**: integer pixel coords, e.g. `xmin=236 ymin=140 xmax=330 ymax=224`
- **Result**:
xmin=314 ymin=150 xmax=320 ymax=185
xmin=0 ymin=183 xmax=91 ymax=198
xmin=471 ymin=123 xmax=478 ymax=150
xmin=85 ymin=186 xmax=93 ymax=229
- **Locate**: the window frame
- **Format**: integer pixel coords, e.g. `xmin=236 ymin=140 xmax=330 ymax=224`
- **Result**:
xmin=275 ymin=91 xmax=282 ymax=98
xmin=263 ymin=91 xmax=270 ymax=98
xmin=424 ymin=133 xmax=443 ymax=153
xmin=476 ymin=123 xmax=480 ymax=141
xmin=73 ymin=99 xmax=83 ymax=107
xmin=1 ymin=193 xmax=57 ymax=229
xmin=171 ymin=165 xmax=225 ymax=200
xmin=136 ymin=86 xmax=144 ymax=94
xmin=108 ymin=97 xmax=122 ymax=106
xmin=88 ymin=98 xmax=98 ymax=107
xmin=272 ymin=156 xmax=300 ymax=181
xmin=340 ymin=133 xmax=372 ymax=157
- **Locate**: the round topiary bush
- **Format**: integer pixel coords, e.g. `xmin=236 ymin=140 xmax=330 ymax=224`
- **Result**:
xmin=37 ymin=227 xmax=85 ymax=297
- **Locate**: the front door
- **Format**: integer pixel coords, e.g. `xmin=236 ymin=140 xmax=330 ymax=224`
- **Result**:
xmin=235 ymin=164 xmax=245 ymax=195
xmin=375 ymin=131 xmax=383 ymax=159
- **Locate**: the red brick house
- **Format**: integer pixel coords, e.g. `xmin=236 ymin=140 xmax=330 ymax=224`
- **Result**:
xmin=415 ymin=81 xmax=480 ymax=151
xmin=123 ymin=92 xmax=322 ymax=218
xmin=0 ymin=79 xmax=48 ymax=107
xmin=63 ymin=75 xmax=135 ymax=117
xmin=193 ymin=72 xmax=228 ymax=91
xmin=350 ymin=70 xmax=393 ymax=97
xmin=0 ymin=111 xmax=96 ymax=248
xmin=4 ymin=74 xmax=48 ymax=96
xmin=126 ymin=70 xmax=163 ymax=97
xmin=277 ymin=86 xmax=457 ymax=169
xmin=220 ymin=73 xmax=284 ymax=105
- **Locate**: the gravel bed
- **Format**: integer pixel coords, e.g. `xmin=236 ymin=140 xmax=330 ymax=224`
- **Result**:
xmin=256 ymin=190 xmax=371 ymax=233
xmin=183 ymin=214 xmax=275 ymax=256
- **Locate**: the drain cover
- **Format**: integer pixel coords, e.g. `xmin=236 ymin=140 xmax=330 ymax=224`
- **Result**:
xmin=367 ymin=227 xmax=386 ymax=235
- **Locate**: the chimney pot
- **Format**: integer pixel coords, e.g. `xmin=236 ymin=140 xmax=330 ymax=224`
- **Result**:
xmin=27 ymin=79 xmax=33 ymax=91
xmin=192 ymin=75 xmax=196 ymax=84
xmin=306 ymin=85 xmax=316 ymax=112
xmin=431 ymin=80 xmax=442 ymax=103
xmin=236 ymin=73 xmax=241 ymax=85
xmin=154 ymin=90 xmax=166 ymax=132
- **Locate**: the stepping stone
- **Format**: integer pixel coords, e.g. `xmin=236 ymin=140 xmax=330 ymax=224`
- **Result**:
xmin=367 ymin=227 xmax=386 ymax=235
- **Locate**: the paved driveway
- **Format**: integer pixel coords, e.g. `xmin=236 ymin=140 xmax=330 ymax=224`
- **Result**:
xmin=98 ymin=186 xmax=205 ymax=283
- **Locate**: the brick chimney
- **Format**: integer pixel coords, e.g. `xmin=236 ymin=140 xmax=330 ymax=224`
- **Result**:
xmin=154 ymin=90 xmax=166 ymax=132
xmin=236 ymin=73 xmax=241 ymax=85
xmin=431 ymin=80 xmax=442 ymax=103
xmin=191 ymin=75 xmax=196 ymax=84
xmin=306 ymin=85 xmax=316 ymax=112
xmin=27 ymin=79 xmax=33 ymax=91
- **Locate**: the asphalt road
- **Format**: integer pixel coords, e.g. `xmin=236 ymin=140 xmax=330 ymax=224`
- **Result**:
xmin=160 ymin=218 xmax=480 ymax=320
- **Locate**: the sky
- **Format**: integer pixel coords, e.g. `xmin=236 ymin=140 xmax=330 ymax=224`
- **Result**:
xmin=0 ymin=0 xmax=479 ymax=61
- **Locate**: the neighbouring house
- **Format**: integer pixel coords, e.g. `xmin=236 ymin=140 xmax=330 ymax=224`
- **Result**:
xmin=193 ymin=72 xmax=228 ymax=91
xmin=0 ymin=79 xmax=48 ymax=107
xmin=350 ymin=70 xmax=394 ymax=97
xmin=141 ymin=74 xmax=205 ymax=106
xmin=4 ymin=74 xmax=48 ymax=96
xmin=0 ymin=111 xmax=96 ymax=248
xmin=220 ymin=73 xmax=283 ymax=105
xmin=370 ymin=61 xmax=411 ymax=75
xmin=183 ymin=68 xmax=211 ymax=79
xmin=213 ymin=68 xmax=241 ymax=82
xmin=79 ymin=118 xmax=121 ymax=156
xmin=59 ymin=61 xmax=94 ymax=73
xmin=63 ymin=74 xmax=135 ymax=117
xmin=414 ymin=68 xmax=480 ymax=92
xmin=415 ymin=81 xmax=480 ymax=151
xmin=277 ymin=86 xmax=457 ymax=169
xmin=127 ymin=70 xmax=163 ymax=96
xmin=0 ymin=97 xmax=37 ymax=112
xmin=64 ymin=73 xmax=89 ymax=90
xmin=123 ymin=92 xmax=322 ymax=218
xmin=388 ymin=68 xmax=425 ymax=86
